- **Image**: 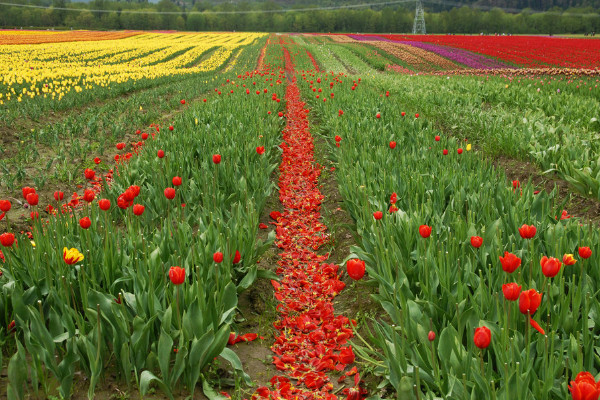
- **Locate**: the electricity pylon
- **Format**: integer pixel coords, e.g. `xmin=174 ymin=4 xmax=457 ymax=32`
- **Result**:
xmin=412 ymin=0 xmax=426 ymax=34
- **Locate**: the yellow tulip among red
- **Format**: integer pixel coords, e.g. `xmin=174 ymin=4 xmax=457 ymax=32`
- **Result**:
xmin=63 ymin=247 xmax=84 ymax=265
xmin=563 ymin=254 xmax=577 ymax=266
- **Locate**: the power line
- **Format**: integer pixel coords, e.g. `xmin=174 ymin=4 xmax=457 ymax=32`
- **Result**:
xmin=0 ymin=0 xmax=414 ymax=14
xmin=0 ymin=0 xmax=597 ymax=16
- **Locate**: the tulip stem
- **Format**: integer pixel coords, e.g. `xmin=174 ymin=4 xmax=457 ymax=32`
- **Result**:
xmin=176 ymin=285 xmax=182 ymax=331
xmin=526 ymin=311 xmax=531 ymax=362
xmin=479 ymin=349 xmax=485 ymax=376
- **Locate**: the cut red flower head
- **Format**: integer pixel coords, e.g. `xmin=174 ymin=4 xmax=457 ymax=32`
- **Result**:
xmin=569 ymin=372 xmax=600 ymax=400
xmin=213 ymin=252 xmax=224 ymax=263
xmin=470 ymin=236 xmax=483 ymax=248
xmin=473 ymin=326 xmax=491 ymax=349
xmin=579 ymin=246 xmax=592 ymax=259
xmin=419 ymin=224 xmax=432 ymax=238
xmin=502 ymin=282 xmax=522 ymax=301
xmin=169 ymin=266 xmax=185 ymax=285
xmin=213 ymin=154 xmax=221 ymax=164
xmin=519 ymin=288 xmax=542 ymax=315
xmin=346 ymin=259 xmax=365 ymax=280
xmin=540 ymin=256 xmax=562 ymax=278
xmin=499 ymin=251 xmax=521 ymax=273
xmin=518 ymin=224 xmax=537 ymax=239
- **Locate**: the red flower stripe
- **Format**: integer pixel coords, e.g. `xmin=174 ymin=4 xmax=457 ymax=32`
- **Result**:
xmin=255 ymin=46 xmax=360 ymax=400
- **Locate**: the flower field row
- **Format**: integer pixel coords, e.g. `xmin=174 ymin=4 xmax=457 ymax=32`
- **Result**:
xmin=295 ymin=53 xmax=600 ymax=398
xmin=0 ymin=29 xmax=141 ymax=45
xmin=0 ymin=32 xmax=265 ymax=105
xmin=0 ymin=37 xmax=289 ymax=398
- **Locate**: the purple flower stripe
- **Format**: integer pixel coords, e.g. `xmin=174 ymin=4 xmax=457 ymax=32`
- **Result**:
xmin=347 ymin=34 xmax=511 ymax=69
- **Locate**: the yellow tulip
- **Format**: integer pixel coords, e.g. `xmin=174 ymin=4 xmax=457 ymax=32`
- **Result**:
xmin=63 ymin=247 xmax=84 ymax=265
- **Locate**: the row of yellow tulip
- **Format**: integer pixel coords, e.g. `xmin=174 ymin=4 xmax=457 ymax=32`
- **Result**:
xmin=0 ymin=32 xmax=266 ymax=104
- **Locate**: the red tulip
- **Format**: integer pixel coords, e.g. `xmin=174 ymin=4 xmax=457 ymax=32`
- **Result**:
xmin=373 ymin=211 xmax=383 ymax=220
xmin=172 ymin=176 xmax=182 ymax=186
xmin=278 ymin=112 xmax=283 ymax=117
xmin=415 ymin=113 xmax=420 ymax=118
xmin=376 ymin=112 xmax=381 ymax=119
xmin=518 ymin=224 xmax=537 ymax=239
xmin=233 ymin=250 xmax=241 ymax=264
xmin=22 ymin=187 xmax=35 ymax=199
xmin=0 ymin=233 xmax=15 ymax=247
xmin=79 ymin=217 xmax=91 ymax=229
xmin=116 ymin=142 xmax=125 ymax=150
xmin=338 ymin=109 xmax=344 ymax=116
xmin=457 ymin=148 xmax=463 ymax=154
xmin=0 ymin=200 xmax=11 ymax=212
xmin=579 ymin=247 xmax=592 ymax=259
xmin=83 ymin=168 xmax=96 ymax=181
xmin=563 ymin=254 xmax=577 ymax=266
xmin=30 ymin=211 xmax=39 ymax=220
xmin=443 ymin=149 xmax=448 ymax=155
xmin=164 ymin=188 xmax=176 ymax=200
xmin=180 ymin=99 xmax=186 ymax=104
xmin=133 ymin=204 xmax=145 ymax=216
xmin=98 ymin=199 xmax=111 ymax=211
xmin=213 ymin=154 xmax=221 ymax=164
xmin=499 ymin=251 xmax=521 ymax=274
xmin=157 ymin=150 xmax=165 ymax=158
xmin=519 ymin=289 xmax=542 ymax=315
xmin=401 ymin=112 xmax=406 ymax=116
xmin=94 ymin=157 xmax=101 ymax=164
xmin=256 ymin=146 xmax=265 ymax=155
xmin=419 ymin=225 xmax=432 ymax=238
xmin=54 ymin=191 xmax=64 ymax=201
xmin=473 ymin=326 xmax=491 ymax=349
xmin=335 ymin=135 xmax=342 ymax=142
xmin=346 ymin=259 xmax=365 ymax=280
xmin=168 ymin=125 xmax=174 ymax=131
xmin=83 ymin=189 xmax=95 ymax=203
xmin=435 ymin=136 xmax=440 ymax=141
xmin=428 ymin=331 xmax=436 ymax=341
xmin=169 ymin=266 xmax=185 ymax=285
xmin=540 ymin=256 xmax=562 ymax=278
xmin=569 ymin=372 xmax=600 ymax=400
xmin=26 ymin=193 xmax=39 ymax=206
xmin=390 ymin=193 xmax=397 ymax=204
xmin=141 ymin=133 xmax=149 ymax=140
xmin=213 ymin=252 xmax=223 ymax=263
xmin=502 ymin=282 xmax=522 ymax=301
xmin=389 ymin=141 xmax=397 ymax=149
xmin=470 ymin=236 xmax=483 ymax=248
xmin=512 ymin=180 xmax=520 ymax=189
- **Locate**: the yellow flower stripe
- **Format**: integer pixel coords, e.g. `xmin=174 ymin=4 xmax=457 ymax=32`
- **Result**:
xmin=0 ymin=32 xmax=266 ymax=104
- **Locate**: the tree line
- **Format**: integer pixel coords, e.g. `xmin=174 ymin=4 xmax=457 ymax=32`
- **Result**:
xmin=0 ymin=0 xmax=599 ymax=34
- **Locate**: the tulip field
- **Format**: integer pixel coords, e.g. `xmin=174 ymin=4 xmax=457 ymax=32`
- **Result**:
xmin=1 ymin=30 xmax=600 ymax=400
